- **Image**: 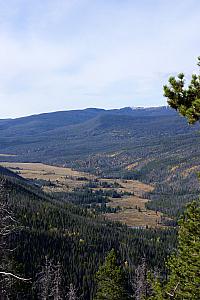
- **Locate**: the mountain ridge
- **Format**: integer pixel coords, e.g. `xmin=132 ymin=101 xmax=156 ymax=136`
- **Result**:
xmin=0 ymin=105 xmax=200 ymax=217
xmin=0 ymin=105 xmax=173 ymax=121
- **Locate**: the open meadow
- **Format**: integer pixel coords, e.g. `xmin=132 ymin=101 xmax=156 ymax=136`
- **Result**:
xmin=1 ymin=161 xmax=165 ymax=227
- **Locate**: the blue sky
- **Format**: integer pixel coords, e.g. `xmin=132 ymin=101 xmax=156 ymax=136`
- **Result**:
xmin=0 ymin=0 xmax=200 ymax=118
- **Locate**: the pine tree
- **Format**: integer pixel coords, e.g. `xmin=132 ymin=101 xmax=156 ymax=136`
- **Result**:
xmin=149 ymin=201 xmax=200 ymax=299
xmin=163 ymin=57 xmax=200 ymax=124
xmin=165 ymin=201 xmax=200 ymax=299
xmin=94 ymin=249 xmax=128 ymax=300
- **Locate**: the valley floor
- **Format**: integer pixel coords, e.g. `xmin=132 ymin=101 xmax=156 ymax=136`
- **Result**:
xmin=1 ymin=161 xmax=168 ymax=228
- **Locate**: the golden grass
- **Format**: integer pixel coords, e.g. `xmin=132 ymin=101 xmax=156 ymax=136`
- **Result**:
xmin=108 ymin=195 xmax=148 ymax=209
xmin=125 ymin=162 xmax=139 ymax=170
xmin=170 ymin=165 xmax=180 ymax=172
xmin=0 ymin=162 xmax=93 ymax=191
xmin=106 ymin=208 xmax=162 ymax=227
xmin=1 ymin=161 xmax=165 ymax=228
xmin=0 ymin=162 xmax=90 ymax=177
xmin=181 ymin=165 xmax=200 ymax=178
xmin=99 ymin=178 xmax=153 ymax=196
xmin=94 ymin=177 xmax=163 ymax=227
xmin=103 ymin=180 xmax=162 ymax=227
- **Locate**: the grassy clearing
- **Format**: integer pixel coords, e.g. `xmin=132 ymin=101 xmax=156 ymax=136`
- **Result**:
xmin=106 ymin=209 xmax=161 ymax=228
xmin=1 ymin=161 xmax=166 ymax=228
xmin=0 ymin=162 xmax=93 ymax=190
xmin=125 ymin=162 xmax=139 ymax=170
xmin=0 ymin=162 xmax=88 ymax=177
xmin=99 ymin=179 xmax=163 ymax=227
xmin=105 ymin=195 xmax=162 ymax=228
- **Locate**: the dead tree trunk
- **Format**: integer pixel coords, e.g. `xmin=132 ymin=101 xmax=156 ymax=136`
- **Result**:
xmin=0 ymin=179 xmax=29 ymax=298
xmin=67 ymin=283 xmax=79 ymax=300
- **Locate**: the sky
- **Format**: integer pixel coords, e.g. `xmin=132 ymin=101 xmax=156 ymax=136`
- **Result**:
xmin=0 ymin=0 xmax=200 ymax=118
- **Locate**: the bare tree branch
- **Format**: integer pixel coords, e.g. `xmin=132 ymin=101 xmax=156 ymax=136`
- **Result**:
xmin=166 ymin=282 xmax=180 ymax=298
xmin=0 ymin=272 xmax=31 ymax=281
xmin=0 ymin=177 xmax=30 ymax=297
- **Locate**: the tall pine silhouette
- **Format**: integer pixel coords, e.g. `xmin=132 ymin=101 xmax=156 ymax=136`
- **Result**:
xmin=94 ymin=249 xmax=128 ymax=300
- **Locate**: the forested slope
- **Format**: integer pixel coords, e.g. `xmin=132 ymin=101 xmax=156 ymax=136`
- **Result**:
xmin=0 ymin=168 xmax=176 ymax=299
xmin=0 ymin=107 xmax=200 ymax=217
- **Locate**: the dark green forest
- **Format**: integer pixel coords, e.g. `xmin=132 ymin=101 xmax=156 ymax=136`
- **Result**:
xmin=0 ymin=168 xmax=176 ymax=299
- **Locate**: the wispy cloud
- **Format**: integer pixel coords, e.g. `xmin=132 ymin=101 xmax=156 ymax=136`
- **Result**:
xmin=0 ymin=0 xmax=200 ymax=117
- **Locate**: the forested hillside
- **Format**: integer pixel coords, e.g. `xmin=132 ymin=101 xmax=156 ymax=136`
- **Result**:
xmin=0 ymin=169 xmax=176 ymax=299
xmin=0 ymin=106 xmax=200 ymax=217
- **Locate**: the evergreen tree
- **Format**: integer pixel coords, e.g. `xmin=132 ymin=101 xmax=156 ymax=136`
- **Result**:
xmin=163 ymin=57 xmax=200 ymax=124
xmin=94 ymin=249 xmax=128 ymax=300
xmin=165 ymin=201 xmax=200 ymax=299
xmin=149 ymin=201 xmax=200 ymax=299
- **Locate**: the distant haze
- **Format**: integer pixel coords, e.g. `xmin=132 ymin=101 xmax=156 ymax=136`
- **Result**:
xmin=0 ymin=0 xmax=200 ymax=118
